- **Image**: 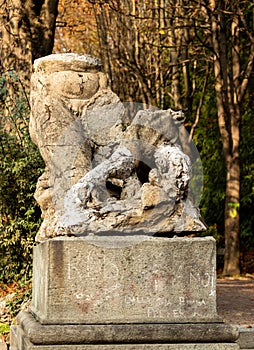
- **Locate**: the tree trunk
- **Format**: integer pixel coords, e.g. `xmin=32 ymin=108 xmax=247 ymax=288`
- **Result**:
xmin=223 ymin=153 xmax=241 ymax=275
xmin=0 ymin=0 xmax=59 ymax=82
xmin=208 ymin=0 xmax=254 ymax=275
xmin=209 ymin=0 xmax=241 ymax=275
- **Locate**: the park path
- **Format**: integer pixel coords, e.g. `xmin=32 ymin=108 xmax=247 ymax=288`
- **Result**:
xmin=217 ymin=277 xmax=254 ymax=326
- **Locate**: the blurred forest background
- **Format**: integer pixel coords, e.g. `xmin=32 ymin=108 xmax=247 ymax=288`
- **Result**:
xmin=0 ymin=1 xmax=254 ymax=322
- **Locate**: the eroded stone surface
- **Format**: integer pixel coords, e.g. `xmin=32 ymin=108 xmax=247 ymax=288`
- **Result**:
xmin=30 ymin=53 xmax=206 ymax=241
xmin=30 ymin=53 xmax=124 ymax=241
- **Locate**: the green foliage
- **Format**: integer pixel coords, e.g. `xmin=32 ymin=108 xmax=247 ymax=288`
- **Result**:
xmin=0 ymin=70 xmax=44 ymax=284
xmin=192 ymin=89 xmax=226 ymax=239
xmin=192 ymin=79 xmax=254 ymax=253
xmin=5 ymin=281 xmax=32 ymax=319
xmin=0 ymin=323 xmax=10 ymax=336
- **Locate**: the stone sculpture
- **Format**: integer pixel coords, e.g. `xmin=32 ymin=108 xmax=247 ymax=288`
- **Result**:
xmin=29 ymin=53 xmax=206 ymax=241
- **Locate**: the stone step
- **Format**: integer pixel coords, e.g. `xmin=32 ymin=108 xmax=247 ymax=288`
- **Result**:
xmin=237 ymin=326 xmax=254 ymax=349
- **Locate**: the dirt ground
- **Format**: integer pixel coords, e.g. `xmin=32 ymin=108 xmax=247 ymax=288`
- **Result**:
xmin=217 ymin=276 xmax=254 ymax=326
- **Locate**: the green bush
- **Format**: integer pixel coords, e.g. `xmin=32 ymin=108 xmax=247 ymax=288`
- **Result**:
xmin=0 ymin=71 xmax=44 ymax=284
xmin=0 ymin=322 xmax=10 ymax=336
xmin=192 ymin=93 xmax=226 ymax=239
xmin=5 ymin=281 xmax=32 ymax=319
xmin=193 ymin=85 xmax=254 ymax=257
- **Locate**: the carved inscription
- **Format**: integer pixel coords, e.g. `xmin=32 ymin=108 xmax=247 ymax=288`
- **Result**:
xmin=70 ymin=245 xmax=216 ymax=321
xmin=35 ymin=238 xmax=219 ymax=324
xmin=123 ymin=268 xmax=215 ymax=319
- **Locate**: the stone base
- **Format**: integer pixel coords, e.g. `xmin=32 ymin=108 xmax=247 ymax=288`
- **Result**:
xmin=10 ymin=311 xmax=240 ymax=350
xmin=31 ymin=236 xmax=220 ymax=325
xmin=11 ymin=237 xmax=241 ymax=350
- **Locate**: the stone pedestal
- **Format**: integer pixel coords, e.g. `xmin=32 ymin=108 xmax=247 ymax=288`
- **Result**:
xmin=10 ymin=236 xmax=240 ymax=349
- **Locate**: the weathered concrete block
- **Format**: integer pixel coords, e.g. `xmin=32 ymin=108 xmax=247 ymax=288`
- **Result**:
xmin=30 ymin=236 xmax=219 ymax=324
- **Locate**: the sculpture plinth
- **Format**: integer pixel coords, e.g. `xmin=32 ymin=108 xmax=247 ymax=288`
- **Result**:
xmin=10 ymin=54 xmax=239 ymax=350
xmin=31 ymin=237 xmax=219 ymax=324
xmin=11 ymin=237 xmax=239 ymax=350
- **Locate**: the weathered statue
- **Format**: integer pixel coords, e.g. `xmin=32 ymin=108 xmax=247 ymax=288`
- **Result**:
xmin=30 ymin=53 xmax=206 ymax=241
